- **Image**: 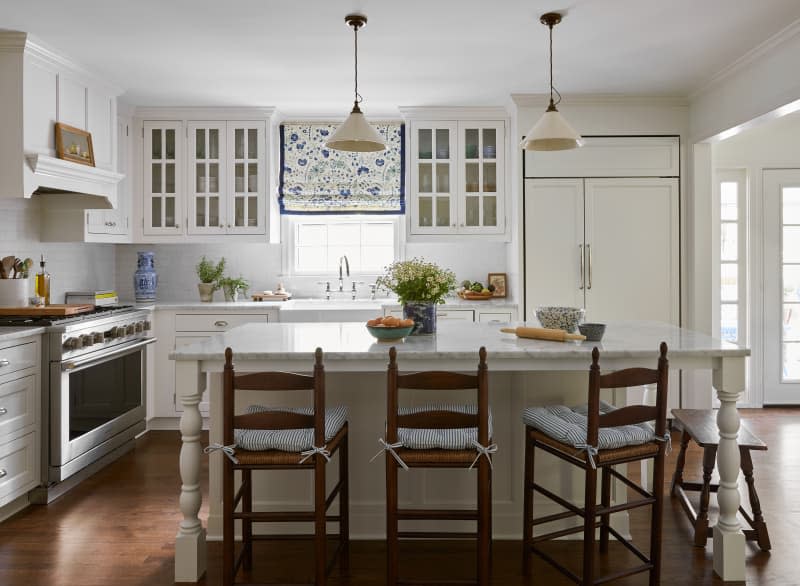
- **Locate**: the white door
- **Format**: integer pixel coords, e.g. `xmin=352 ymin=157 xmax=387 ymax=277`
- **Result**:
xmin=584 ymin=178 xmax=680 ymax=324
xmin=524 ymin=178 xmax=584 ymax=321
xmin=764 ymin=169 xmax=800 ymax=404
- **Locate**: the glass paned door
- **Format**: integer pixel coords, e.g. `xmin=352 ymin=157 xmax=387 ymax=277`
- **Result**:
xmin=188 ymin=122 xmax=226 ymax=234
xmin=143 ymin=121 xmax=182 ymax=234
xmin=458 ymin=121 xmax=504 ymax=233
xmin=412 ymin=123 xmax=456 ymax=233
xmin=764 ymin=169 xmax=800 ymax=404
xmin=227 ymin=122 xmax=265 ymax=234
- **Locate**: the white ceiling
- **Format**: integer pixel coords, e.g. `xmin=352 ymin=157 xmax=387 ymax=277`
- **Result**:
xmin=2 ymin=0 xmax=799 ymax=115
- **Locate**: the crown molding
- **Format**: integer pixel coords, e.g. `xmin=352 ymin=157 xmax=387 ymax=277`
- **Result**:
xmin=133 ymin=106 xmax=277 ymax=120
xmin=510 ymin=93 xmax=689 ymax=108
xmin=397 ymin=106 xmax=510 ymax=119
xmin=690 ymin=18 xmax=800 ymax=99
xmin=0 ymin=31 xmax=28 ymax=52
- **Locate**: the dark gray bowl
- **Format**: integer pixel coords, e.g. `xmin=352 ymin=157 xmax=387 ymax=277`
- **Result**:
xmin=578 ymin=323 xmax=606 ymax=342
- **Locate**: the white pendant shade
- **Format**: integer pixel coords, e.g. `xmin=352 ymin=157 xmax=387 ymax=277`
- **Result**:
xmin=521 ymin=107 xmax=584 ymax=151
xmin=326 ymin=107 xmax=386 ymax=152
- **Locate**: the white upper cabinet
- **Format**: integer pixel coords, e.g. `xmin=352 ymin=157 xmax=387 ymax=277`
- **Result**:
xmin=137 ymin=111 xmax=272 ymax=241
xmin=408 ymin=116 xmax=506 ymax=236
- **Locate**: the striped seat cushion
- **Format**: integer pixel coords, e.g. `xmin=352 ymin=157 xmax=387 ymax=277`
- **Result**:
xmin=398 ymin=403 xmax=493 ymax=450
xmin=522 ymin=400 xmax=654 ymax=450
xmin=235 ymin=405 xmax=347 ymax=452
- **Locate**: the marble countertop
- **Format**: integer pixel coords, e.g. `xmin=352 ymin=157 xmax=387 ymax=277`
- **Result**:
xmin=0 ymin=326 xmax=46 ymax=342
xmin=170 ymin=320 xmax=748 ymax=364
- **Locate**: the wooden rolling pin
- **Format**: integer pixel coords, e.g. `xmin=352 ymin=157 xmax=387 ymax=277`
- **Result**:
xmin=500 ymin=326 xmax=586 ymax=342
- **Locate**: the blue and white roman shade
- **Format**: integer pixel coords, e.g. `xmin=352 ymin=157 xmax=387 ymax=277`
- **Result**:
xmin=278 ymin=122 xmax=405 ymax=214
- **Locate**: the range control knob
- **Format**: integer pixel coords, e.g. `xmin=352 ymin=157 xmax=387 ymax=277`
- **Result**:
xmin=81 ymin=334 xmax=94 ymax=347
xmin=104 ymin=327 xmax=118 ymax=339
xmin=134 ymin=322 xmax=143 ymax=333
xmin=143 ymin=320 xmax=152 ymax=331
xmin=63 ymin=337 xmax=81 ymax=350
xmin=93 ymin=332 xmax=104 ymax=343
xmin=126 ymin=324 xmax=135 ymax=336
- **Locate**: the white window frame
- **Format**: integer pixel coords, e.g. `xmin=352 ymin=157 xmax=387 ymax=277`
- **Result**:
xmin=714 ymin=168 xmax=751 ymax=403
xmin=281 ymin=214 xmax=404 ymax=277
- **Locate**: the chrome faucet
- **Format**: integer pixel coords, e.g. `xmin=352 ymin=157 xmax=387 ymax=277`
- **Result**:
xmin=338 ymin=255 xmax=350 ymax=291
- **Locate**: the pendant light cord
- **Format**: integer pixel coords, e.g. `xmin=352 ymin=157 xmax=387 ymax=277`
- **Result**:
xmin=354 ymin=24 xmax=362 ymax=106
xmin=547 ymin=21 xmax=562 ymax=110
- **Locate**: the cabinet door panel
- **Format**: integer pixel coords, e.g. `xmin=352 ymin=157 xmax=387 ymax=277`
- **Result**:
xmin=227 ymin=121 xmax=265 ymax=234
xmin=188 ymin=121 xmax=227 ymax=234
xmin=524 ymin=179 xmax=585 ymax=321
xmin=143 ymin=121 xmax=183 ymax=235
xmin=584 ymin=178 xmax=679 ymax=324
xmin=457 ymin=121 xmax=504 ymax=233
xmin=410 ymin=122 xmax=457 ymax=234
xmin=86 ymin=87 xmax=114 ymax=170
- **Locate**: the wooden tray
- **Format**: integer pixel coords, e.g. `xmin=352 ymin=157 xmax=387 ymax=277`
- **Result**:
xmin=0 ymin=304 xmax=94 ymax=316
xmin=458 ymin=291 xmax=494 ymax=301
xmin=251 ymin=292 xmax=292 ymax=302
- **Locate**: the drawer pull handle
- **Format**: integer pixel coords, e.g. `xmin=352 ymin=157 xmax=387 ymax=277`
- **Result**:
xmin=0 ymin=407 xmax=7 ymax=416
xmin=214 ymin=320 xmax=228 ymax=327
xmin=0 ymin=359 xmax=9 ymax=368
xmin=0 ymin=469 xmax=6 ymax=479
xmin=438 ymin=313 xmax=448 ymax=317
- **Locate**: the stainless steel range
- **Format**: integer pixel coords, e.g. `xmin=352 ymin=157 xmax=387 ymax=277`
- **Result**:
xmin=0 ymin=305 xmax=155 ymax=501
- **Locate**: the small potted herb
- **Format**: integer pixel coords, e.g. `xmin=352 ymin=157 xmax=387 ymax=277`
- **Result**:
xmin=195 ymin=256 xmax=226 ymax=302
xmin=218 ymin=276 xmax=249 ymax=302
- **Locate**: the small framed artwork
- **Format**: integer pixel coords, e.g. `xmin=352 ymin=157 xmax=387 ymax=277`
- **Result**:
xmin=488 ymin=273 xmax=507 ymax=298
xmin=55 ymin=123 xmax=95 ymax=167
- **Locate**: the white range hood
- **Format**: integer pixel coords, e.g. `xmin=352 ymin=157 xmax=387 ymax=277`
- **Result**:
xmin=25 ymin=153 xmax=121 ymax=209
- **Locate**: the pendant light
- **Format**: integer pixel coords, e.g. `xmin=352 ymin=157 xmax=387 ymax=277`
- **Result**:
xmin=326 ymin=13 xmax=386 ymax=153
xmin=521 ymin=12 xmax=583 ymax=151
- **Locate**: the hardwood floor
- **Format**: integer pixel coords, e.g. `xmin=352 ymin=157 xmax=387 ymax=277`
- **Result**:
xmin=0 ymin=408 xmax=796 ymax=585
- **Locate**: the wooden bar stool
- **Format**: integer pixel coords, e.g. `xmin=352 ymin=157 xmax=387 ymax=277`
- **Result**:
xmin=217 ymin=347 xmax=349 ymax=586
xmin=382 ymin=346 xmax=493 ymax=586
xmin=522 ymin=343 xmax=669 ymax=586
xmin=670 ymin=408 xmax=771 ymax=551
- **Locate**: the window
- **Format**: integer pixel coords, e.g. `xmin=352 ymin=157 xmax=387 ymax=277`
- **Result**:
xmin=289 ymin=215 xmax=399 ymax=274
xmin=717 ymin=170 xmax=747 ymax=345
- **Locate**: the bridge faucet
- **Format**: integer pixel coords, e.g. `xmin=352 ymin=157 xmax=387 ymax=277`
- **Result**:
xmin=338 ymin=255 xmax=350 ymax=291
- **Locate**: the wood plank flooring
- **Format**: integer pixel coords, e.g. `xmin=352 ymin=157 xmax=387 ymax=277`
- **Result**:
xmin=0 ymin=408 xmax=797 ymax=585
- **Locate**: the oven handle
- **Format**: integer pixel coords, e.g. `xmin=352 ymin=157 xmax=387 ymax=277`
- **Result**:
xmin=62 ymin=338 xmax=156 ymax=372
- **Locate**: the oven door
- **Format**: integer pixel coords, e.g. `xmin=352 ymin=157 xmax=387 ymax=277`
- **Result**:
xmin=49 ymin=338 xmax=154 ymax=480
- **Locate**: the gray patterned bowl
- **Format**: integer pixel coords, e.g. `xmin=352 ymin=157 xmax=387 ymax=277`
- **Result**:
xmin=535 ymin=306 xmax=585 ymax=333
xmin=578 ymin=322 xmax=606 ymax=342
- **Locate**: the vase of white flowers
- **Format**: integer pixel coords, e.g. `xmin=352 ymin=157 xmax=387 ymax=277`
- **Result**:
xmin=376 ymin=258 xmax=457 ymax=334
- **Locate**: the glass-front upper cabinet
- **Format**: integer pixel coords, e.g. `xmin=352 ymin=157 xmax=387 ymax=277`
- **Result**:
xmin=410 ymin=122 xmax=457 ymax=234
xmin=458 ymin=121 xmax=504 ymax=233
xmin=227 ymin=121 xmax=266 ymax=234
xmin=409 ymin=120 xmax=504 ymax=236
xmin=143 ymin=121 xmax=183 ymax=235
xmin=188 ymin=122 xmax=226 ymax=234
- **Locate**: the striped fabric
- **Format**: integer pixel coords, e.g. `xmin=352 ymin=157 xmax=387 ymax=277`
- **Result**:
xmin=235 ymin=405 xmax=348 ymax=452
xmin=397 ymin=403 xmax=493 ymax=450
xmin=522 ymin=400 xmax=655 ymax=450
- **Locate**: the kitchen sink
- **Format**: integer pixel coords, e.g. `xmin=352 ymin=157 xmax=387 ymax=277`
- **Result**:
xmin=278 ymin=298 xmax=397 ymax=322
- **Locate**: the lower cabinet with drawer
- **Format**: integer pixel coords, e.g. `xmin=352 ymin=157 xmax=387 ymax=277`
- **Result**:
xmin=151 ymin=309 xmax=277 ymax=426
xmin=0 ymin=335 xmax=41 ymax=515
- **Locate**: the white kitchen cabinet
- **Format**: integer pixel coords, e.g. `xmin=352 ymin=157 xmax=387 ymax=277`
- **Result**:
xmin=0 ymin=335 xmax=41 ymax=513
xmin=187 ymin=121 xmax=267 ymax=235
xmin=409 ymin=119 xmax=505 ymax=236
xmin=151 ymin=309 xmax=277 ymax=424
xmin=137 ymin=110 xmax=273 ymax=241
xmin=143 ymin=121 xmax=183 ymax=235
xmin=384 ymin=306 xmax=516 ymax=323
xmin=478 ymin=311 xmax=513 ymax=323
xmin=524 ymin=177 xmax=679 ymax=325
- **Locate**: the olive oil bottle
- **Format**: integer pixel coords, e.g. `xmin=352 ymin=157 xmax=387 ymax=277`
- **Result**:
xmin=35 ymin=254 xmax=50 ymax=305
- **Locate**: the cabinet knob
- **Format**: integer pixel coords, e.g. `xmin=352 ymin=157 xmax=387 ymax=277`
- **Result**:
xmin=214 ymin=320 xmax=228 ymax=327
xmin=0 ymin=469 xmax=6 ymax=479
xmin=0 ymin=407 xmax=7 ymax=416
xmin=0 ymin=359 xmax=9 ymax=368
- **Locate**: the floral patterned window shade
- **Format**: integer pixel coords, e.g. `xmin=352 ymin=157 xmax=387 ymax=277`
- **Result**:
xmin=279 ymin=122 xmax=405 ymax=214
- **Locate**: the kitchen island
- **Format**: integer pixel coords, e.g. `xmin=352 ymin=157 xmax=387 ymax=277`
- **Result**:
xmin=171 ymin=320 xmax=749 ymax=583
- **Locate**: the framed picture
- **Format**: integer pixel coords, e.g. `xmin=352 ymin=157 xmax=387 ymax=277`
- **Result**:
xmin=488 ymin=273 xmax=507 ymax=298
xmin=55 ymin=123 xmax=95 ymax=167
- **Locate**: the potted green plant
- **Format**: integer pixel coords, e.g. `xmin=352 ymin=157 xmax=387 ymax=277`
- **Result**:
xmin=195 ymin=256 xmax=226 ymax=302
xmin=376 ymin=257 xmax=456 ymax=334
xmin=218 ymin=276 xmax=249 ymax=302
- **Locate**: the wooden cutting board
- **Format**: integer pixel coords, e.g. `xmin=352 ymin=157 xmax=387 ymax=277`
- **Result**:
xmin=0 ymin=304 xmax=94 ymax=316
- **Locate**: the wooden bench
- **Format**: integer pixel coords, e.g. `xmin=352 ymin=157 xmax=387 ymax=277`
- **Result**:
xmin=670 ymin=409 xmax=771 ymax=551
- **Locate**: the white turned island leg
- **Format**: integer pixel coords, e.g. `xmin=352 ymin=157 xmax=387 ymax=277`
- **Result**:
xmin=175 ymin=360 xmax=207 ymax=582
xmin=712 ymin=356 xmax=746 ymax=582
